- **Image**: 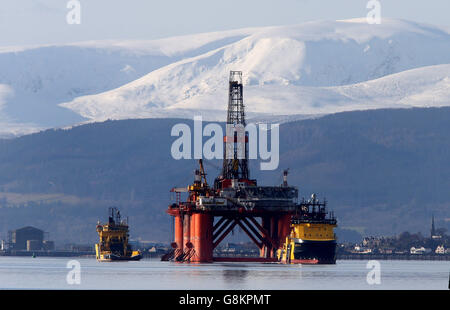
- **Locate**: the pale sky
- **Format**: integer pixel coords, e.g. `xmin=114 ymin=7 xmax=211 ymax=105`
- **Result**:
xmin=0 ymin=0 xmax=449 ymax=46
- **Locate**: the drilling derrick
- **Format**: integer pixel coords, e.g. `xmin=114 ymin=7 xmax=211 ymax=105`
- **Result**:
xmin=222 ymin=71 xmax=249 ymax=181
xmin=165 ymin=71 xmax=337 ymax=264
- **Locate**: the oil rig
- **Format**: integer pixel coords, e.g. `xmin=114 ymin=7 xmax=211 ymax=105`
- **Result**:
xmin=164 ymin=71 xmax=337 ymax=264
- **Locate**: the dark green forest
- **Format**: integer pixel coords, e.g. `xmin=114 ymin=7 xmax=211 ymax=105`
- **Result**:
xmin=0 ymin=107 xmax=449 ymax=245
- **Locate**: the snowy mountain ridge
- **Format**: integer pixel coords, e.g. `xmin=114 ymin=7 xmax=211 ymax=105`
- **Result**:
xmin=0 ymin=18 xmax=449 ymax=136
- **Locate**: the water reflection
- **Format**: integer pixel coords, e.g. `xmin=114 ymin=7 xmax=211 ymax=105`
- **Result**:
xmin=222 ymin=269 xmax=249 ymax=283
xmin=0 ymin=258 xmax=448 ymax=290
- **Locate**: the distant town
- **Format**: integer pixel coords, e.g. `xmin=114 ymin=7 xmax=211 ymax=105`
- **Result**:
xmin=337 ymin=216 xmax=449 ymax=259
xmin=1 ymin=216 xmax=449 ymax=260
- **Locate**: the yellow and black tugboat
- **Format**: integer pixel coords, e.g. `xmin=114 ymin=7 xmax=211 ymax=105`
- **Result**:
xmin=95 ymin=207 xmax=142 ymax=262
xmin=278 ymin=194 xmax=337 ymax=264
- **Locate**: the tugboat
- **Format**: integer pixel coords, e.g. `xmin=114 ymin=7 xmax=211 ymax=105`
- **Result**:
xmin=278 ymin=194 xmax=337 ymax=264
xmin=95 ymin=207 xmax=142 ymax=262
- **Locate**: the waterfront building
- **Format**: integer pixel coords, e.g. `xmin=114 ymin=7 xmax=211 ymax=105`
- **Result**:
xmin=9 ymin=226 xmax=44 ymax=251
xmin=410 ymin=246 xmax=431 ymax=254
xmin=435 ymin=245 xmax=445 ymax=254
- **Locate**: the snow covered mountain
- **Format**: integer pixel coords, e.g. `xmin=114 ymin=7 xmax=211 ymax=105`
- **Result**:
xmin=0 ymin=28 xmax=255 ymax=136
xmin=0 ymin=18 xmax=449 ymax=136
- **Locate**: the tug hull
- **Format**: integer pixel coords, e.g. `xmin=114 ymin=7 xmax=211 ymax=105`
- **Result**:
xmin=95 ymin=208 xmax=141 ymax=262
xmin=291 ymin=240 xmax=337 ymax=264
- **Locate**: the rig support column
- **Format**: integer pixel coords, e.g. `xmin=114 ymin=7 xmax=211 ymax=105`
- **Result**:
xmin=174 ymin=215 xmax=184 ymax=258
xmin=191 ymin=213 xmax=213 ymax=263
xmin=270 ymin=216 xmax=278 ymax=258
xmin=189 ymin=213 xmax=195 ymax=256
xmin=278 ymin=214 xmax=292 ymax=245
xmin=184 ymin=214 xmax=191 ymax=250
xmin=260 ymin=216 xmax=273 ymax=258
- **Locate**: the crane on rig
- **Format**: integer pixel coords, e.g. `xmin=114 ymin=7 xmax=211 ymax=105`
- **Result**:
xmin=198 ymin=159 xmax=208 ymax=188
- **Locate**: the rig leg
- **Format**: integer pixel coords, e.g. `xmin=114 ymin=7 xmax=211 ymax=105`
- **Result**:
xmin=191 ymin=213 xmax=213 ymax=263
xmin=270 ymin=216 xmax=278 ymax=258
xmin=278 ymin=214 xmax=292 ymax=245
xmin=184 ymin=214 xmax=191 ymax=248
xmin=174 ymin=215 xmax=184 ymax=259
xmin=260 ymin=216 xmax=272 ymax=258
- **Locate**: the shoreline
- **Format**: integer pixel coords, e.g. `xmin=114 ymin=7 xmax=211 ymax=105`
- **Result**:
xmin=337 ymin=253 xmax=450 ymax=261
xmin=1 ymin=251 xmax=449 ymax=261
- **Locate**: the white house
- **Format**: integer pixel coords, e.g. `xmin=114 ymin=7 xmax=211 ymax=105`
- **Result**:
xmin=435 ymin=245 xmax=445 ymax=254
xmin=410 ymin=247 xmax=431 ymax=254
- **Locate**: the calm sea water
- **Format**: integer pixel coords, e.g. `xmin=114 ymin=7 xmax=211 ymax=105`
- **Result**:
xmin=0 ymin=257 xmax=448 ymax=290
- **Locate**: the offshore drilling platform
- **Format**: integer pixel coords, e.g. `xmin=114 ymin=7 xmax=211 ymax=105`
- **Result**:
xmin=164 ymin=71 xmax=337 ymax=264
